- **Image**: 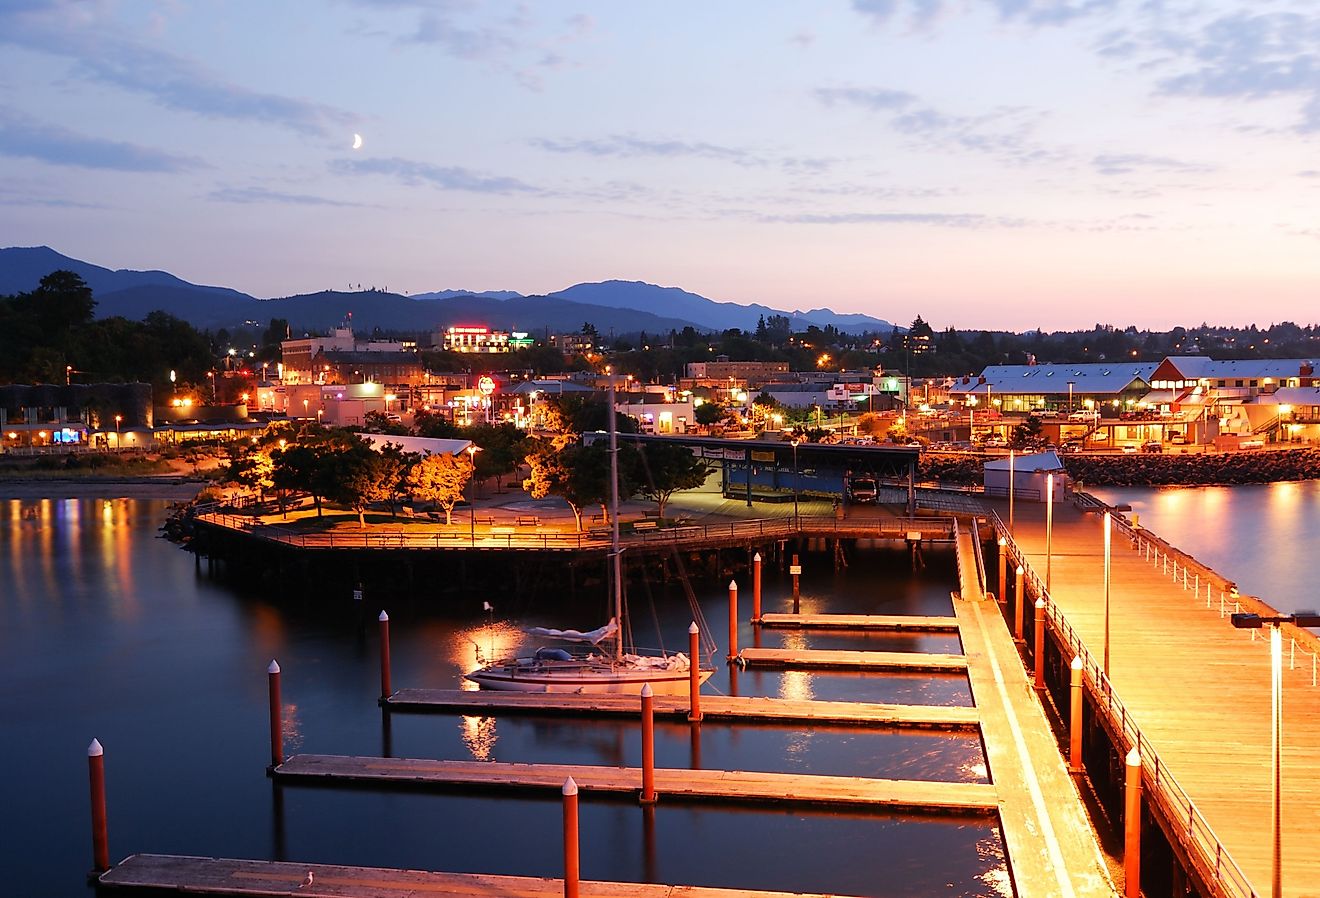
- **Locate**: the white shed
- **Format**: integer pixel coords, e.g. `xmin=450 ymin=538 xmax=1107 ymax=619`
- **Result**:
xmin=983 ymin=451 xmax=1068 ymax=503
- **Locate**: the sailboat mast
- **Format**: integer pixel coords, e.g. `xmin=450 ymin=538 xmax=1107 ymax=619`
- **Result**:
xmin=608 ymin=368 xmax=622 ymax=661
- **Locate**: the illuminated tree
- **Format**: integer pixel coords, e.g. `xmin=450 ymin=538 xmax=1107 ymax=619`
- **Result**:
xmin=634 ymin=441 xmax=710 ymax=518
xmin=407 ymin=451 xmax=473 ymax=525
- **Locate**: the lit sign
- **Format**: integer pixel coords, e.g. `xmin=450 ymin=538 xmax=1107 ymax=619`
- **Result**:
xmin=448 ymin=326 xmax=489 ymax=335
xmin=477 ymin=376 xmax=496 ymax=396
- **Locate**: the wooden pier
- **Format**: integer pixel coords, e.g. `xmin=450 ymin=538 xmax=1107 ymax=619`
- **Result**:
xmin=271 ymin=753 xmax=999 ymax=813
xmin=737 ymin=647 xmax=968 ymax=672
xmin=99 ymin=854 xmax=869 ymax=898
xmin=757 ymin=613 xmax=959 ymax=631
xmin=385 ymin=688 xmax=980 ymax=729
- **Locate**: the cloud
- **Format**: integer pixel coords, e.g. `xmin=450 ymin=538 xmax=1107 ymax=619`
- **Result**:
xmin=851 ymin=0 xmax=1117 ymax=28
xmin=789 ymin=28 xmax=816 ymax=48
xmin=0 ymin=6 xmax=355 ymax=137
xmin=0 ymin=108 xmax=202 ymax=172
xmin=813 ymin=86 xmax=916 ymax=111
xmin=532 ymin=135 xmax=752 ymax=163
xmin=332 ymin=157 xmax=541 ymax=194
xmin=208 ymin=186 xmax=366 ymax=207
xmin=890 ymin=104 xmax=1063 ymax=165
xmin=757 ymin=210 xmax=1013 ymax=227
xmin=1091 ymin=153 xmax=1212 ymax=176
xmin=400 ymin=12 xmax=513 ymax=57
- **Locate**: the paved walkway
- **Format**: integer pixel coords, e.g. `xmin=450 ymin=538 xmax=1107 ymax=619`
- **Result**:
xmin=1003 ymin=500 xmax=1320 ymax=898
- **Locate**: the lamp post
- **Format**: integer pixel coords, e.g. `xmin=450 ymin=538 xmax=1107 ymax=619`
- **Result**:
xmin=208 ymin=371 xmax=216 ymax=403
xmin=1103 ymin=511 xmax=1112 ymax=676
xmin=790 ymin=439 xmax=800 ymax=528
xmin=1045 ymin=473 xmax=1054 ymax=594
xmin=1229 ymin=609 xmax=1320 ymax=898
xmin=113 ymin=415 xmax=122 ymax=450
xmin=1008 ymin=449 xmax=1015 ymax=535
xmin=1068 ymin=381 xmax=1075 ymax=414
xmin=466 ymin=444 xmax=481 ymax=546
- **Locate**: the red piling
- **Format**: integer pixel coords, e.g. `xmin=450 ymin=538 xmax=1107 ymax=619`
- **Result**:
xmin=726 ymin=580 xmax=738 ymax=660
xmin=752 ymin=552 xmax=763 ymax=623
xmin=791 ymin=554 xmax=801 ymax=613
xmin=88 ymin=739 xmax=109 ymax=874
xmin=267 ymin=659 xmax=283 ymax=770
xmin=1124 ymin=748 xmax=1142 ymax=897
xmin=562 ymin=777 xmax=580 ymax=898
xmin=378 ymin=611 xmax=392 ymax=700
xmin=1033 ymin=598 xmax=1046 ymax=689
xmin=1069 ymin=656 xmax=1084 ymax=773
xmin=640 ymin=684 xmax=656 ymax=805
xmin=687 ymin=622 xmax=702 ymax=723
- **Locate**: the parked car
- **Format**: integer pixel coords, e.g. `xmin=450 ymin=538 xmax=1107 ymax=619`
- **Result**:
xmin=1121 ymin=444 xmax=1139 ymax=454
xmin=1059 ymin=441 xmax=1082 ymax=454
xmin=1169 ymin=433 xmax=1187 ymax=445
xmin=1068 ymin=410 xmax=1100 ymax=421
xmin=1141 ymin=440 xmax=1162 ymax=453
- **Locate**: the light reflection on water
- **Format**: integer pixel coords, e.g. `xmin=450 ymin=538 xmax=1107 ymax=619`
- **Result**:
xmin=0 ymin=497 xmax=1007 ymax=897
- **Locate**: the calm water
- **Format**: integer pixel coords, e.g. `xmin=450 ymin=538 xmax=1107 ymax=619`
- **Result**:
xmin=1090 ymin=481 xmax=1320 ymax=614
xmin=0 ymin=498 xmax=1008 ymax=897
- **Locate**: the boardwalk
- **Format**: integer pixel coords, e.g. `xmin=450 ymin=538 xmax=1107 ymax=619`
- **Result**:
xmin=99 ymin=854 xmax=868 ymax=898
xmin=385 ymin=689 xmax=980 ymax=729
xmin=757 ymin=613 xmax=959 ymax=631
xmin=1006 ymin=499 xmax=1320 ymax=898
xmin=272 ymin=754 xmax=999 ymax=813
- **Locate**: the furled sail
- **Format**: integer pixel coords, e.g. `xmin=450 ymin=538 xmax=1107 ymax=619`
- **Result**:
xmin=524 ymin=618 xmax=619 ymax=645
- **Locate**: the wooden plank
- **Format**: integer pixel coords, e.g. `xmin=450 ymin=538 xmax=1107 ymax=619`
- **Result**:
xmin=100 ymin=853 xmax=868 ymax=897
xmin=386 ymin=689 xmax=980 ymax=730
xmin=953 ymin=594 xmax=1116 ymax=898
xmin=758 ymin=613 xmax=959 ymax=631
xmin=273 ymin=754 xmax=997 ymax=813
xmin=738 ymin=647 xmax=968 ymax=672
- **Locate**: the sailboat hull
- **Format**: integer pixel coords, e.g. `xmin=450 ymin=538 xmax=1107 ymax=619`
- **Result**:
xmin=465 ymin=661 xmax=715 ymax=695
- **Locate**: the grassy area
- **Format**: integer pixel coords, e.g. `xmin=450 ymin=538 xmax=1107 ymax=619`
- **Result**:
xmin=0 ymin=453 xmax=176 ymax=478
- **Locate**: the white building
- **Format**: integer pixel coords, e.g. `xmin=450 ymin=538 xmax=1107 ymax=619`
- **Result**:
xmin=982 ymin=451 xmax=1068 ymax=503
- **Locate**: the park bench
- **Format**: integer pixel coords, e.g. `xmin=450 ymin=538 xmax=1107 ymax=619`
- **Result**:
xmin=632 ymin=520 xmax=658 ymax=531
xmin=515 ymin=515 xmax=540 ymax=526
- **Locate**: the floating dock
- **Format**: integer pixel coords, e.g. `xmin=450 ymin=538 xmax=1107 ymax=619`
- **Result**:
xmin=737 ymin=647 xmax=968 ymax=672
xmin=272 ymin=753 xmax=998 ymax=813
xmin=757 ymin=613 xmax=960 ymax=631
xmin=385 ymin=688 xmax=980 ymax=730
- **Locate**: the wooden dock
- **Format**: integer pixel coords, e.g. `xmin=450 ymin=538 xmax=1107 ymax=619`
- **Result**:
xmin=757 ymin=613 xmax=959 ymax=631
xmin=386 ymin=688 xmax=980 ymax=729
xmin=737 ymin=647 xmax=968 ymax=672
xmin=99 ymin=853 xmax=870 ymax=897
xmin=953 ymin=592 xmax=1115 ymax=897
xmin=272 ymin=753 xmax=998 ymax=813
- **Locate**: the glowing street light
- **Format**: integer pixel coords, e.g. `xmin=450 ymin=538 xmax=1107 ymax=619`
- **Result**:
xmin=114 ymin=415 xmax=122 ymax=449
xmin=466 ymin=444 xmax=482 ymax=546
xmin=790 ymin=439 xmax=801 ymax=528
xmin=1045 ymin=473 xmax=1054 ymax=593
xmin=1230 ymin=609 xmax=1320 ymax=898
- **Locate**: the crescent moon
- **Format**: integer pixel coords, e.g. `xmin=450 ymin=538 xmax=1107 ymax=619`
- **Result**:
xmin=352 ymin=133 xmax=363 ymax=150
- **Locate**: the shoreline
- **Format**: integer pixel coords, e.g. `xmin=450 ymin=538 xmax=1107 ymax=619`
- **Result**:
xmin=0 ymin=477 xmax=206 ymax=501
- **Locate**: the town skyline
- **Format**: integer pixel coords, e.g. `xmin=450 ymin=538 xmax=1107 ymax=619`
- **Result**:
xmin=4 ymin=1 xmax=1320 ymax=331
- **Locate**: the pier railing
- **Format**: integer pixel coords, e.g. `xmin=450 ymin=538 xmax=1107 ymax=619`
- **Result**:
xmin=991 ymin=510 xmax=1257 ymax=898
xmin=196 ymin=512 xmax=957 ymax=552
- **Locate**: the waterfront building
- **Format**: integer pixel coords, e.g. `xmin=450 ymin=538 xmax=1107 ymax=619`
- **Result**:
xmin=281 ymin=327 xmax=411 ymax=385
xmin=0 ymin=382 xmax=152 ymax=450
xmin=982 ymin=450 xmax=1068 ymax=501
xmin=437 ymin=325 xmax=512 ymax=353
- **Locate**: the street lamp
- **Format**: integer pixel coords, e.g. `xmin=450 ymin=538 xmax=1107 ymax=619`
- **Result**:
xmin=207 ymin=371 xmax=216 ymax=402
xmin=113 ymin=415 xmax=122 ymax=449
xmin=1068 ymin=381 xmax=1075 ymax=413
xmin=790 ymin=439 xmax=800 ymax=528
xmin=1103 ymin=511 xmax=1111 ymax=676
xmin=1008 ymin=449 xmax=1015 ymax=535
xmin=465 ymin=445 xmax=481 ymax=546
xmin=1045 ymin=473 xmax=1054 ymax=593
xmin=1229 ymin=609 xmax=1320 ymax=898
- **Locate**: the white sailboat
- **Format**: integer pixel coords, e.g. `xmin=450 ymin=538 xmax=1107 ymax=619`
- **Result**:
xmin=464 ymin=373 xmax=716 ymax=695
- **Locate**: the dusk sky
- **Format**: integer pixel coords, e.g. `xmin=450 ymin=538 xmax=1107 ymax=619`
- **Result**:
xmin=3 ymin=1 xmax=1320 ymax=331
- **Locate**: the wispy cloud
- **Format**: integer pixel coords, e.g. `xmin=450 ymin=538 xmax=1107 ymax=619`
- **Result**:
xmin=0 ymin=5 xmax=354 ymax=137
xmin=1091 ymin=153 xmax=1212 ymax=176
xmin=813 ymin=86 xmax=916 ymax=111
xmin=0 ymin=108 xmax=202 ymax=172
xmin=851 ymin=0 xmax=1117 ymax=28
xmin=532 ymin=135 xmax=752 ymax=163
xmin=208 ymin=186 xmax=366 ymax=207
xmin=757 ymin=210 xmax=1015 ymax=227
xmin=332 ymin=157 xmax=541 ymax=194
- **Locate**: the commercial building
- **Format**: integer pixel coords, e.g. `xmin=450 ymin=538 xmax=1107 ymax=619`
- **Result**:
xmin=438 ymin=326 xmax=512 ymax=353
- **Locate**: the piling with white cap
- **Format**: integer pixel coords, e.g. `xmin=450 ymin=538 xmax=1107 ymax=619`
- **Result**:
xmin=640 ymin=684 xmax=656 ymax=805
xmin=1068 ymin=656 xmax=1084 ymax=773
xmin=687 ymin=622 xmax=702 ymax=723
xmin=88 ymin=739 xmax=109 ymax=873
xmin=1124 ymin=747 xmax=1142 ymax=897
xmin=267 ymin=660 xmax=283 ymax=770
xmin=562 ymin=777 xmax=580 ymax=898
xmin=1013 ymin=566 xmax=1026 ymax=642
xmin=726 ymin=580 xmax=739 ymax=661
xmin=1032 ymin=598 xmax=1047 ymax=688
xmin=752 ymin=552 xmax=763 ymax=623
xmin=378 ymin=610 xmax=392 ymax=701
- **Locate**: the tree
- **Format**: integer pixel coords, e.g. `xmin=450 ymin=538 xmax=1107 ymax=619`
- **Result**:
xmin=634 ymin=441 xmax=710 ymax=518
xmin=226 ymin=445 xmax=275 ymax=502
xmin=328 ymin=442 xmax=396 ymax=527
xmin=465 ymin=423 xmax=528 ymax=493
xmin=522 ymin=439 xmax=623 ymax=532
xmin=694 ymin=403 xmax=725 ymax=427
xmin=407 ymin=452 xmax=473 ymax=525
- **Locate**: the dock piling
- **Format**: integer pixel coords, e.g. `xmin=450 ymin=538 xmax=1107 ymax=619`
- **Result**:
xmin=727 ymin=580 xmax=738 ymax=660
xmin=87 ymin=739 xmax=109 ymax=874
xmin=687 ymin=622 xmax=702 ymax=723
xmin=640 ymin=684 xmax=656 ymax=805
xmin=1032 ymin=599 xmax=1046 ymax=689
xmin=1069 ymin=656 xmax=1084 ymax=773
xmin=1124 ymin=747 xmax=1142 ymax=897
xmin=752 ymin=552 xmax=762 ymax=623
xmin=1013 ymin=566 xmax=1025 ymax=643
xmin=562 ymin=777 xmax=580 ymax=898
xmin=378 ymin=611 xmax=392 ymax=700
xmin=267 ymin=660 xmax=283 ymax=771
xmin=997 ymin=538 xmax=1007 ymax=608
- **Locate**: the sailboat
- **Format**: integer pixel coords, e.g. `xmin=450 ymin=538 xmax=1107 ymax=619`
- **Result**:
xmin=464 ymin=373 xmax=716 ymax=695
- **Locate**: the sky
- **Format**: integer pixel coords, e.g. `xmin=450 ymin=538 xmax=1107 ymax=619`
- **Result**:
xmin=3 ymin=0 xmax=1320 ymax=331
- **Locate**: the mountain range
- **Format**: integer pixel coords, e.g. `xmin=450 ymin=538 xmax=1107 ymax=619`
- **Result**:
xmin=0 ymin=246 xmax=896 ymax=338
